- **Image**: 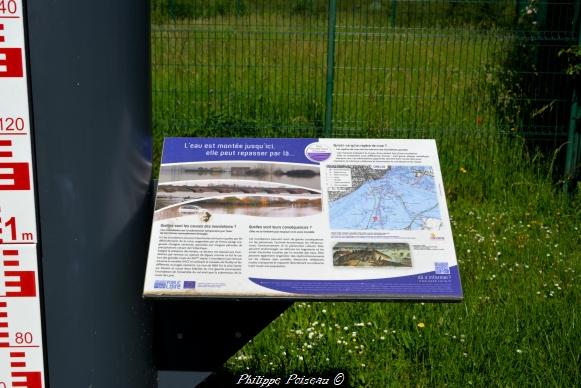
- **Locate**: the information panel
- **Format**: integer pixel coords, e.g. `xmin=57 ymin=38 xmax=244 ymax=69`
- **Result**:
xmin=143 ymin=138 xmax=463 ymax=300
xmin=0 ymin=1 xmax=46 ymax=387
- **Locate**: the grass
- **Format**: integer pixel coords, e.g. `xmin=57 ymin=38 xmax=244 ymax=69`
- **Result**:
xmin=223 ymin=167 xmax=580 ymax=386
xmin=151 ymin=8 xmax=580 ymax=387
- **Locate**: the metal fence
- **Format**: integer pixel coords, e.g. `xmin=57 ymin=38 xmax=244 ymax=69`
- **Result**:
xmin=151 ymin=0 xmax=581 ymax=184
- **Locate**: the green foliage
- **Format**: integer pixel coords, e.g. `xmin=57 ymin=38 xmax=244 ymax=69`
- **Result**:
xmin=439 ymin=0 xmax=516 ymax=28
xmin=482 ymin=0 xmax=575 ymax=165
xmin=151 ymin=0 xmax=518 ymax=27
xmin=151 ymin=0 xmax=247 ymax=23
xmin=290 ymin=0 xmax=326 ymax=16
xmin=559 ymin=45 xmax=581 ymax=77
xmin=482 ymin=1 xmax=539 ymax=135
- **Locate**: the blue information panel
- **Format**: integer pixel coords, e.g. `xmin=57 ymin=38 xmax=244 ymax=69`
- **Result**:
xmin=144 ymin=138 xmax=463 ymax=300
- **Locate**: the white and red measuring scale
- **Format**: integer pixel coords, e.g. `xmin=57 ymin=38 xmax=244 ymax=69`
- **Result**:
xmin=0 ymin=1 xmax=45 ymax=387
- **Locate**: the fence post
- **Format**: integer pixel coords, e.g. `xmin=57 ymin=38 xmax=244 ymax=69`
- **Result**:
xmin=515 ymin=0 xmax=526 ymax=17
xmin=391 ymin=0 xmax=398 ymax=28
xmin=565 ymin=12 xmax=581 ymax=192
xmin=169 ymin=0 xmax=175 ymax=20
xmin=565 ymin=92 xmax=580 ymax=191
xmin=536 ymin=0 xmax=549 ymax=27
xmin=324 ymin=0 xmax=337 ymax=137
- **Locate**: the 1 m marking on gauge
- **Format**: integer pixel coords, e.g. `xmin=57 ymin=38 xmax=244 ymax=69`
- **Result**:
xmin=0 ymin=217 xmax=34 ymax=242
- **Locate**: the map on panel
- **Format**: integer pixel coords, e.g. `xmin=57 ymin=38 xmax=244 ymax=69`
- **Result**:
xmin=328 ymin=165 xmax=441 ymax=231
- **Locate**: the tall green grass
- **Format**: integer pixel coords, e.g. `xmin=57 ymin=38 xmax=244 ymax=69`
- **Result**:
xmin=151 ymin=15 xmax=503 ymax=129
xmin=151 ymin=0 xmax=517 ymax=30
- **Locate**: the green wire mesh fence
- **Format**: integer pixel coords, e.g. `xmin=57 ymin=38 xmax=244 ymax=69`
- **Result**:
xmin=151 ymin=0 xmax=581 ymax=188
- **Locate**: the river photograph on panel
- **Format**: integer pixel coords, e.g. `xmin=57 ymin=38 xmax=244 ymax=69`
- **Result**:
xmin=154 ymin=180 xmax=321 ymax=210
xmin=193 ymin=196 xmax=322 ymax=218
xmin=159 ymin=162 xmax=321 ymax=190
xmin=154 ymin=195 xmax=322 ymax=221
xmin=333 ymin=242 xmax=412 ymax=267
xmin=328 ymin=165 xmax=441 ymax=231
